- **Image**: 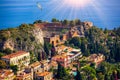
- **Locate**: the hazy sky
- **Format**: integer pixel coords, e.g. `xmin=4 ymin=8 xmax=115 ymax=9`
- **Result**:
xmin=0 ymin=0 xmax=120 ymax=29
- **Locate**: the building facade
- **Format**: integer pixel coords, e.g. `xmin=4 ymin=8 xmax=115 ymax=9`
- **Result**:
xmin=36 ymin=72 xmax=53 ymax=80
xmin=0 ymin=69 xmax=15 ymax=80
xmin=1 ymin=51 xmax=30 ymax=70
xmin=52 ymin=46 xmax=82 ymax=68
xmin=15 ymin=72 xmax=33 ymax=80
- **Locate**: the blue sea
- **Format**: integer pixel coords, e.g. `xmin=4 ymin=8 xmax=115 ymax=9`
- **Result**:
xmin=0 ymin=0 xmax=120 ymax=29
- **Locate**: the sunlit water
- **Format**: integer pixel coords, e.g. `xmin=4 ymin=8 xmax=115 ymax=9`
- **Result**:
xmin=0 ymin=0 xmax=120 ymax=29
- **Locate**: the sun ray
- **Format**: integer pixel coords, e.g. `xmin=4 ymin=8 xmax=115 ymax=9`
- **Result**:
xmin=64 ymin=0 xmax=92 ymax=8
xmin=90 ymin=0 xmax=109 ymax=28
xmin=37 ymin=0 xmax=111 ymax=28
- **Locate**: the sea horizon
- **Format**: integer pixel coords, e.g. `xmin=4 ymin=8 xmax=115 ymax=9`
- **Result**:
xmin=0 ymin=0 xmax=120 ymax=30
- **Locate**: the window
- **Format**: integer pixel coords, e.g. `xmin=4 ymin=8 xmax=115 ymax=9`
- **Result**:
xmin=52 ymin=41 xmax=54 ymax=45
xmin=56 ymin=40 xmax=59 ymax=43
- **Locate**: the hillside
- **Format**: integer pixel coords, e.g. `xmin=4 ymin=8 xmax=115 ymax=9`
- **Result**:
xmin=0 ymin=24 xmax=45 ymax=61
xmin=0 ymin=19 xmax=120 ymax=79
xmin=0 ymin=19 xmax=93 ymax=60
xmin=0 ymin=19 xmax=120 ymax=63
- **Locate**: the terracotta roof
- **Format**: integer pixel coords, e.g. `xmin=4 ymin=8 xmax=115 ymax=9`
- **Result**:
xmin=57 ymin=45 xmax=67 ymax=50
xmin=67 ymin=47 xmax=73 ymax=52
xmin=37 ymin=72 xmax=51 ymax=77
xmin=40 ymin=60 xmax=48 ymax=64
xmin=30 ymin=61 xmax=41 ymax=68
xmin=52 ymin=55 xmax=68 ymax=60
xmin=61 ymin=52 xmax=67 ymax=56
xmin=50 ymin=61 xmax=58 ymax=67
xmin=16 ymin=72 xmax=31 ymax=79
xmin=2 ymin=51 xmax=29 ymax=59
xmin=0 ymin=69 xmax=14 ymax=79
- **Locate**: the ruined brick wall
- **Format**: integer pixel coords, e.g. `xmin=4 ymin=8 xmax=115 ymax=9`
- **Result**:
xmin=44 ymin=35 xmax=61 ymax=46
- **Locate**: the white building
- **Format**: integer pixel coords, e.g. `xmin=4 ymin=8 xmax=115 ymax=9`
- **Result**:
xmin=1 ymin=51 xmax=30 ymax=70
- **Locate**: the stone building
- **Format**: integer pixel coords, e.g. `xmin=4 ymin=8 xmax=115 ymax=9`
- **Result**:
xmin=15 ymin=71 xmax=33 ymax=80
xmin=36 ymin=72 xmax=53 ymax=80
xmin=30 ymin=60 xmax=51 ymax=79
xmin=0 ymin=69 xmax=15 ymax=80
xmin=44 ymin=34 xmax=61 ymax=46
xmin=88 ymin=54 xmax=105 ymax=67
xmin=1 ymin=51 xmax=30 ymax=70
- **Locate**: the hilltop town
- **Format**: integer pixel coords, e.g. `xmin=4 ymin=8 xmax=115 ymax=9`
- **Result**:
xmin=0 ymin=19 xmax=120 ymax=80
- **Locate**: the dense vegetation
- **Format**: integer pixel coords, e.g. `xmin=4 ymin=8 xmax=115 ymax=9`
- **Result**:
xmin=64 ymin=26 xmax=120 ymax=79
xmin=0 ymin=19 xmax=120 ymax=79
xmin=34 ymin=18 xmax=81 ymax=27
xmin=0 ymin=24 xmax=45 ymax=64
xmin=65 ymin=26 xmax=120 ymax=62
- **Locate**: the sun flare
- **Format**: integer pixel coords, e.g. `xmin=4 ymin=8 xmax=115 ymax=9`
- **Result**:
xmin=64 ymin=0 xmax=91 ymax=7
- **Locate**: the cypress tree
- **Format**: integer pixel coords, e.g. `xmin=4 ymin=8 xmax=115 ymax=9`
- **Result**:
xmin=117 ymin=69 xmax=120 ymax=79
xmin=44 ymin=42 xmax=49 ymax=55
xmin=56 ymin=63 xmax=67 ymax=79
xmin=75 ymin=69 xmax=82 ymax=80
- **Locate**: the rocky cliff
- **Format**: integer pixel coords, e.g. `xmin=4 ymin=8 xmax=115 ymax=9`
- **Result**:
xmin=0 ymin=21 xmax=93 ymax=58
xmin=0 ymin=24 xmax=44 ymax=53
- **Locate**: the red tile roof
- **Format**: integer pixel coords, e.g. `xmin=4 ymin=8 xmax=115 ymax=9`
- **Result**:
xmin=30 ymin=61 xmax=41 ymax=68
xmin=2 ymin=51 xmax=29 ymax=59
xmin=0 ymin=69 xmax=14 ymax=79
xmin=15 ymin=72 xmax=31 ymax=80
xmin=37 ymin=72 xmax=51 ymax=77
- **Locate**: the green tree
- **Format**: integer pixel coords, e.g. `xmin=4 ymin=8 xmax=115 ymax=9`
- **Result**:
xmin=10 ymin=65 xmax=18 ymax=74
xmin=3 ymin=48 xmax=13 ymax=54
xmin=115 ymin=40 xmax=120 ymax=62
xmin=75 ymin=19 xmax=81 ymax=25
xmin=80 ymin=66 xmax=96 ymax=79
xmin=88 ymin=74 xmax=97 ymax=80
xmin=0 ymin=52 xmax=4 ymax=59
xmin=114 ymin=27 xmax=120 ymax=36
xmin=104 ymin=28 xmax=108 ymax=34
xmin=56 ymin=63 xmax=67 ymax=79
xmin=30 ymin=51 xmax=37 ymax=63
xmin=97 ymin=73 xmax=104 ymax=80
xmin=84 ymin=49 xmax=90 ymax=57
xmin=70 ymin=20 xmax=75 ymax=27
xmin=38 ymin=52 xmax=42 ymax=61
xmin=62 ymin=19 xmax=69 ymax=26
xmin=117 ymin=69 xmax=120 ymax=79
xmin=69 ymin=37 xmax=81 ymax=48
xmin=99 ymin=62 xmax=108 ymax=74
xmin=90 ymin=63 xmax=96 ymax=69
xmin=51 ymin=45 xmax=56 ymax=57
xmin=104 ymin=74 xmax=110 ymax=80
xmin=42 ymin=51 xmax=47 ymax=60
xmin=75 ymin=69 xmax=82 ymax=80
xmin=44 ymin=42 xmax=52 ymax=56
xmin=51 ymin=18 xmax=59 ymax=22
xmin=111 ymin=70 xmax=118 ymax=80
xmin=33 ymin=20 xmax=42 ymax=24
xmin=80 ymin=38 xmax=89 ymax=56
xmin=0 ymin=60 xmax=7 ymax=69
